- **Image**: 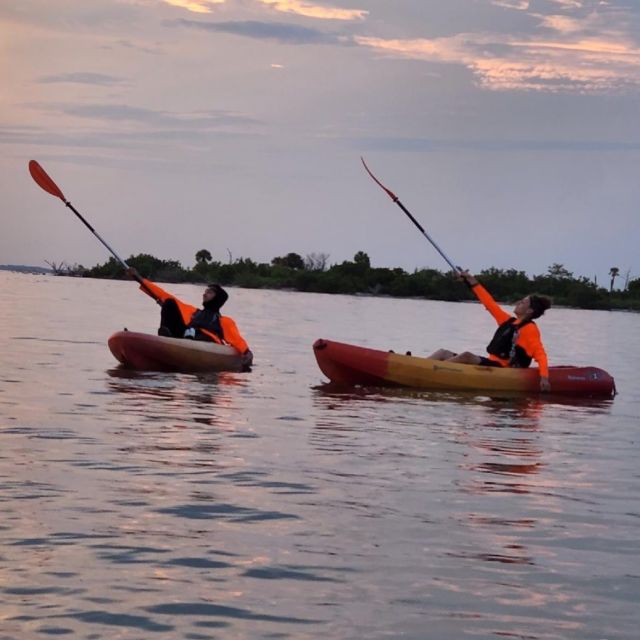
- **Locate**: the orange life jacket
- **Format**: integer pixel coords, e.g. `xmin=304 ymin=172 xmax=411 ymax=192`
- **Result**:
xmin=139 ymin=278 xmax=249 ymax=354
xmin=472 ymin=283 xmax=548 ymax=378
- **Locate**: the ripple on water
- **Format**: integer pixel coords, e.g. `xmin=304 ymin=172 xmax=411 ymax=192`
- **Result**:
xmin=157 ymin=502 xmax=301 ymax=523
xmin=145 ymin=601 xmax=319 ymax=624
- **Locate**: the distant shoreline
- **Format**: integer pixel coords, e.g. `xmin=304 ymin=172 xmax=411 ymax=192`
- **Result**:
xmin=3 ymin=268 xmax=638 ymax=313
xmin=0 ymin=264 xmax=52 ymax=274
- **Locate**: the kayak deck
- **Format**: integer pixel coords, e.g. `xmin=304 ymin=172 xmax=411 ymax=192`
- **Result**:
xmin=313 ymin=339 xmax=615 ymax=397
xmin=108 ymin=330 xmax=243 ymax=373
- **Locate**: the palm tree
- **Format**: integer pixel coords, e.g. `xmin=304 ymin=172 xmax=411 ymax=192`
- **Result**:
xmin=353 ymin=251 xmax=371 ymax=268
xmin=195 ymin=249 xmax=212 ymax=265
xmin=609 ymin=267 xmax=619 ymax=292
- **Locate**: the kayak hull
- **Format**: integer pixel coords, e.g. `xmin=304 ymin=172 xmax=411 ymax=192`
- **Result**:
xmin=313 ymin=339 xmax=615 ymax=397
xmin=108 ymin=331 xmax=243 ymax=373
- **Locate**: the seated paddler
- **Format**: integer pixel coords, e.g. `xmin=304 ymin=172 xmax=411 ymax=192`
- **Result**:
xmin=428 ymin=270 xmax=551 ymax=392
xmin=127 ymin=267 xmax=253 ymax=370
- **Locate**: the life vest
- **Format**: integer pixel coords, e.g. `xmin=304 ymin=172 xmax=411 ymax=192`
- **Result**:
xmin=486 ymin=318 xmax=533 ymax=368
xmin=188 ymin=307 xmax=225 ymax=343
xmin=138 ymin=277 xmax=250 ymax=354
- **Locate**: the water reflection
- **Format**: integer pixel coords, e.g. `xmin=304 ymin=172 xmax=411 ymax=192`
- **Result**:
xmin=312 ymin=382 xmax=616 ymax=411
xmin=2 ymin=272 xmax=637 ymax=640
xmin=103 ymin=368 xmax=251 ymax=475
xmin=106 ymin=367 xmax=246 ymax=428
xmin=309 ymin=382 xmax=619 ymax=629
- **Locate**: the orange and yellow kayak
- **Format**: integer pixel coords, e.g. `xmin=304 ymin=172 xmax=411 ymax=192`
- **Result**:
xmin=313 ymin=339 xmax=615 ymax=396
xmin=108 ymin=330 xmax=243 ymax=373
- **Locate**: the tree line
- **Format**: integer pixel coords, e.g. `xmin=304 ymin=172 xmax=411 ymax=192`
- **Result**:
xmin=61 ymin=250 xmax=640 ymax=311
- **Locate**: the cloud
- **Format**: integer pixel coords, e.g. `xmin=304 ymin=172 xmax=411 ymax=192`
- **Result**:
xmin=0 ymin=102 xmax=264 ymax=157
xmin=0 ymin=124 xmax=262 ymax=165
xmin=0 ymin=0 xmax=151 ymax=31
xmin=355 ymin=6 xmax=640 ymax=93
xmin=160 ymin=0 xmax=368 ymax=21
xmin=355 ymin=136 xmax=640 ymax=153
xmin=258 ymin=0 xmax=367 ymax=21
xmin=6 ymin=102 xmax=262 ymax=153
xmin=537 ymin=14 xmax=584 ymax=34
xmin=548 ymin=0 xmax=584 ymax=8
xmin=37 ymin=72 xmax=125 ymax=86
xmin=54 ymin=103 xmax=260 ymax=129
xmin=162 ymin=0 xmax=224 ymax=13
xmin=172 ymin=18 xmax=348 ymax=44
xmin=101 ymin=39 xmax=164 ymax=55
xmin=491 ymin=0 xmax=530 ymax=9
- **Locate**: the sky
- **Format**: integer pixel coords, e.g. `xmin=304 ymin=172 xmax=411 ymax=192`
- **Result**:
xmin=1 ymin=0 xmax=639 ymax=285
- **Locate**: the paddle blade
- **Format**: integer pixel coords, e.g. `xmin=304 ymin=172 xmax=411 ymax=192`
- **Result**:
xmin=361 ymin=156 xmax=398 ymax=201
xmin=29 ymin=160 xmax=66 ymax=202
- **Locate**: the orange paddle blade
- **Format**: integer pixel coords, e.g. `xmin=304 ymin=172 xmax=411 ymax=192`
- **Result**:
xmin=361 ymin=156 xmax=398 ymax=201
xmin=29 ymin=160 xmax=66 ymax=202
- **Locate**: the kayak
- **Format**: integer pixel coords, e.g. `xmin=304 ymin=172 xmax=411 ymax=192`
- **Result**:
xmin=313 ymin=339 xmax=616 ymax=397
xmin=108 ymin=330 xmax=243 ymax=372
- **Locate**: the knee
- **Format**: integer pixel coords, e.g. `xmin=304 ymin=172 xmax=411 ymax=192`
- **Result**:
xmin=429 ymin=349 xmax=455 ymax=360
xmin=451 ymin=351 xmax=480 ymax=364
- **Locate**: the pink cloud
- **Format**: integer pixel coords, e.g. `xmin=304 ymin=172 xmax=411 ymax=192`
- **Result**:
xmin=258 ymin=0 xmax=367 ymax=21
xmin=356 ymin=6 xmax=640 ymax=94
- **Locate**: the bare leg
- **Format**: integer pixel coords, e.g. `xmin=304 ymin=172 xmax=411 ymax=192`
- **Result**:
xmin=428 ymin=349 xmax=457 ymax=360
xmin=449 ymin=351 xmax=483 ymax=365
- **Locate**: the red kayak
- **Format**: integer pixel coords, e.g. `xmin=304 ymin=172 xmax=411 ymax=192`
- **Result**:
xmin=313 ymin=339 xmax=616 ymax=397
xmin=108 ymin=330 xmax=243 ymax=372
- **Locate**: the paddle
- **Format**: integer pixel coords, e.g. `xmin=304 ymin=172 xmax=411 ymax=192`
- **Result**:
xmin=361 ymin=157 xmax=461 ymax=275
xmin=28 ymin=160 xmax=160 ymax=302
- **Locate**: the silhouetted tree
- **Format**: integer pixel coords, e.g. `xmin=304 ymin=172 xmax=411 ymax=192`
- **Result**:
xmin=548 ymin=263 xmax=573 ymax=279
xmin=271 ymin=252 xmax=305 ymax=269
xmin=195 ymin=249 xmax=212 ymax=264
xmin=628 ymin=277 xmax=640 ymax=297
xmin=353 ymin=251 xmax=371 ymax=268
xmin=80 ymin=251 xmax=640 ymax=310
xmin=609 ymin=267 xmax=619 ymax=292
xmin=45 ymin=260 xmax=86 ymax=277
xmin=304 ymin=252 xmax=329 ymax=271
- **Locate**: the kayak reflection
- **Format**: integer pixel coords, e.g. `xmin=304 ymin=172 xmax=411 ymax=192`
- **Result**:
xmin=311 ymin=383 xmax=614 ymax=574
xmin=106 ymin=368 xmax=246 ymax=431
xmin=312 ymin=382 xmax=615 ymax=410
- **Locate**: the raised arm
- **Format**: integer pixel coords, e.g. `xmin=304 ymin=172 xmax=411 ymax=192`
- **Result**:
xmin=126 ymin=268 xmax=196 ymax=323
xmin=459 ymin=271 xmax=510 ymax=325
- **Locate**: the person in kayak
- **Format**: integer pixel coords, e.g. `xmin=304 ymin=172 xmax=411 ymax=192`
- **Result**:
xmin=127 ymin=267 xmax=253 ymax=370
xmin=428 ymin=270 xmax=551 ymax=392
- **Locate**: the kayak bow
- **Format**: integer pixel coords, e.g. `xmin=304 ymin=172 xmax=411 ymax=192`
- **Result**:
xmin=108 ymin=330 xmax=243 ymax=373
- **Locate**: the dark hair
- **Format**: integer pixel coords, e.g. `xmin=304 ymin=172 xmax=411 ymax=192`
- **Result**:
xmin=205 ymin=283 xmax=229 ymax=309
xmin=529 ymin=294 xmax=551 ymax=319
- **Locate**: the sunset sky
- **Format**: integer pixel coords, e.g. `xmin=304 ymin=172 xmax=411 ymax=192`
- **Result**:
xmin=2 ymin=0 xmax=639 ymax=284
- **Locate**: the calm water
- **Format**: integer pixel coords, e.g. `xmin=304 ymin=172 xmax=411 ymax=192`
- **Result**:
xmin=0 ymin=271 xmax=638 ymax=640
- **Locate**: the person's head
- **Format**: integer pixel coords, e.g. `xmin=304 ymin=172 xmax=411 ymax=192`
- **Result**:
xmin=514 ymin=294 xmax=551 ymax=320
xmin=529 ymin=294 xmax=551 ymax=319
xmin=202 ymin=283 xmax=228 ymax=311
